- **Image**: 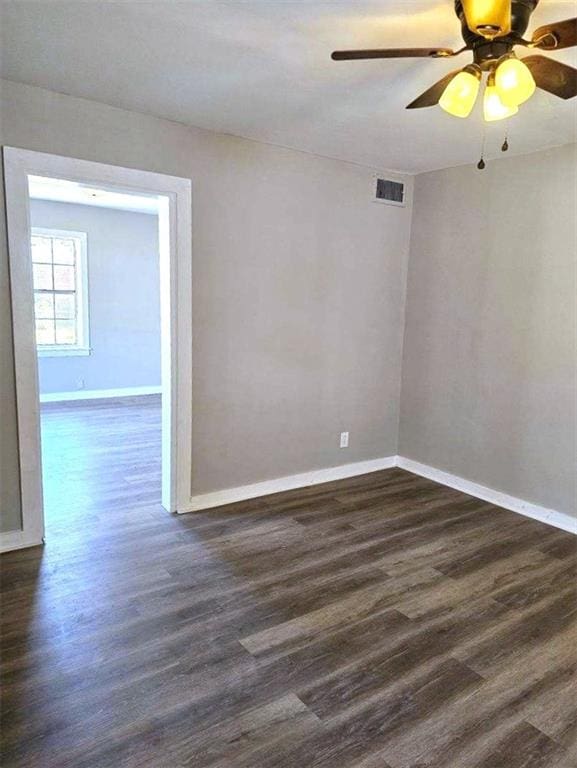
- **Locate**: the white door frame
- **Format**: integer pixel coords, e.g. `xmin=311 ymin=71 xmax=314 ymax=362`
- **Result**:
xmin=1 ymin=147 xmax=192 ymax=552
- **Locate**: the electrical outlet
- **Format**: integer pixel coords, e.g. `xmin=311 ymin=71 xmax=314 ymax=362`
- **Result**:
xmin=77 ymin=378 xmax=85 ymax=390
xmin=340 ymin=431 xmax=349 ymax=449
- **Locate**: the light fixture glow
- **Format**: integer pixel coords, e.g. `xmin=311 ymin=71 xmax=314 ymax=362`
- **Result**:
xmin=484 ymin=71 xmax=518 ymax=121
xmin=439 ymin=67 xmax=481 ymax=118
xmin=495 ymin=56 xmax=536 ymax=107
xmin=462 ymin=0 xmax=511 ymax=38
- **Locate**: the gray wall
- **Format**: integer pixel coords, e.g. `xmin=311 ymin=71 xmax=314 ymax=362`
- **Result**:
xmin=3 ymin=79 xmax=573 ymax=535
xmin=30 ymin=200 xmax=161 ymax=395
xmin=0 ymin=79 xmax=413 ymax=532
xmin=399 ymin=144 xmax=577 ymax=519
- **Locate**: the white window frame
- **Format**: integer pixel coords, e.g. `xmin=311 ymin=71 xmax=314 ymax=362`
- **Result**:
xmin=31 ymin=227 xmax=90 ymax=357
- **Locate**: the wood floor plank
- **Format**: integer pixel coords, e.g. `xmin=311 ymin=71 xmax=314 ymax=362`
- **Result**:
xmin=0 ymin=398 xmax=575 ymax=768
xmin=472 ymin=721 xmax=566 ymax=768
xmin=239 ymin=568 xmax=442 ymax=657
xmin=378 ymin=636 xmax=576 ymax=767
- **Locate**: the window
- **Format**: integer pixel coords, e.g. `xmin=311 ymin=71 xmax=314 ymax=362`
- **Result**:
xmin=31 ymin=228 xmax=90 ymax=357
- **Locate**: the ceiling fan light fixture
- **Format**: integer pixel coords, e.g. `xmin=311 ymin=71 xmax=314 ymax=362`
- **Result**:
xmin=494 ymin=55 xmax=536 ymax=106
xmin=484 ymin=72 xmax=518 ymax=121
xmin=439 ymin=65 xmax=482 ymax=118
xmin=461 ymin=0 xmax=512 ymax=39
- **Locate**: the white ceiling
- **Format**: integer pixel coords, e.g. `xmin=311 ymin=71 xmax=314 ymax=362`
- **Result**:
xmin=28 ymin=175 xmax=160 ymax=214
xmin=1 ymin=1 xmax=575 ymax=173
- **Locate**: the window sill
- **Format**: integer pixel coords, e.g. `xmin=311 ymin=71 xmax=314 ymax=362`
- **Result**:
xmin=37 ymin=347 xmax=91 ymax=358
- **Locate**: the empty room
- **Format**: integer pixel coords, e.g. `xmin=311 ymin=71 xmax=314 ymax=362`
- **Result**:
xmin=0 ymin=2 xmax=575 ymax=768
xmin=30 ymin=178 xmax=164 ymax=531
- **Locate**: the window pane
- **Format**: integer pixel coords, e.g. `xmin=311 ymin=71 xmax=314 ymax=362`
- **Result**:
xmin=55 ymin=319 xmax=76 ymax=345
xmin=53 ymin=264 xmax=75 ymax=291
xmin=33 ymin=263 xmax=53 ymax=290
xmin=36 ymin=319 xmax=55 ymax=345
xmin=53 ymin=238 xmax=76 ymax=265
xmin=34 ymin=292 xmax=55 ymax=319
xmin=31 ymin=236 xmax=53 ymax=264
xmin=54 ymin=293 xmax=76 ymax=319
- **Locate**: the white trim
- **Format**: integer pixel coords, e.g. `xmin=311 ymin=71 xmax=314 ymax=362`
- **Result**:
xmin=183 ymin=456 xmax=397 ymax=513
xmin=396 ymin=456 xmax=577 ymax=535
xmin=39 ymin=386 xmax=162 ymax=403
xmin=38 ymin=347 xmax=91 ymax=357
xmin=3 ymin=151 xmax=46 ymax=550
xmin=2 ymin=147 xmax=193 ymax=551
xmin=183 ymin=453 xmax=576 ymax=535
xmin=0 ymin=529 xmax=44 ymax=554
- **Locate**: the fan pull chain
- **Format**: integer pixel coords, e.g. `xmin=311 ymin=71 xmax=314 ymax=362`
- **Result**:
xmin=501 ymin=129 xmax=509 ymax=152
xmin=477 ymin=125 xmax=487 ymax=170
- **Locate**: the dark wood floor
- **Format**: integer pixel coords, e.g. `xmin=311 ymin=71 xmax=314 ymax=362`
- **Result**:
xmin=1 ymin=399 xmax=576 ymax=767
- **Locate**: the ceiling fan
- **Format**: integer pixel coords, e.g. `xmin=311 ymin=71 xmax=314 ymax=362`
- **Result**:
xmin=331 ymin=1 xmax=577 ymax=121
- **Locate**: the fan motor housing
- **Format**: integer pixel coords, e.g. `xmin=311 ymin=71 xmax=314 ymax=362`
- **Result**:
xmin=454 ymin=0 xmax=539 ymax=65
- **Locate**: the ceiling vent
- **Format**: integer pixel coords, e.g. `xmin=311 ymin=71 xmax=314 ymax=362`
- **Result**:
xmin=372 ymin=176 xmax=406 ymax=207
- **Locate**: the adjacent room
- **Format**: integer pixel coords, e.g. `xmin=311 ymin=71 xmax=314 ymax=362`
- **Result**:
xmin=29 ymin=179 xmax=164 ymax=530
xmin=0 ymin=2 xmax=575 ymax=767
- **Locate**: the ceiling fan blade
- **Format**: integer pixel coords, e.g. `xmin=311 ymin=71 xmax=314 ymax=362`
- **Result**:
xmin=406 ymin=70 xmax=461 ymax=109
xmin=522 ymin=55 xmax=577 ymax=100
xmin=531 ymin=18 xmax=577 ymax=50
xmin=331 ymin=48 xmax=456 ymax=61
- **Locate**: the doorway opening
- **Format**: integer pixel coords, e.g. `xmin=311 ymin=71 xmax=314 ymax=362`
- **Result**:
xmin=29 ymin=179 xmax=164 ymax=531
xmin=2 ymin=148 xmax=192 ymax=552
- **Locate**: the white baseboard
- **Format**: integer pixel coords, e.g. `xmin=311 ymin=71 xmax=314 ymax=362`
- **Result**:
xmin=396 ymin=456 xmax=577 ymax=535
xmin=183 ymin=453 xmax=576 ymax=535
xmin=0 ymin=529 xmax=43 ymax=554
xmin=183 ymin=456 xmax=398 ymax=513
xmin=40 ymin=386 xmax=162 ymax=403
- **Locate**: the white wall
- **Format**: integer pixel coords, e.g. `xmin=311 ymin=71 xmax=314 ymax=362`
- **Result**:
xmin=30 ymin=199 xmax=161 ymax=395
xmin=0 ymin=79 xmax=413 ymax=532
xmin=399 ymin=144 xmax=577 ymax=519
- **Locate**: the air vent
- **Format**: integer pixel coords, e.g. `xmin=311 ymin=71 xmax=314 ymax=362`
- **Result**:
xmin=372 ymin=176 xmax=406 ymax=207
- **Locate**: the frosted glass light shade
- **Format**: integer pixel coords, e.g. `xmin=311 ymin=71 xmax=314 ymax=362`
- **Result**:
xmin=495 ymin=57 xmax=536 ymax=106
xmin=484 ymin=84 xmax=518 ymax=121
xmin=439 ymin=69 xmax=481 ymax=118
